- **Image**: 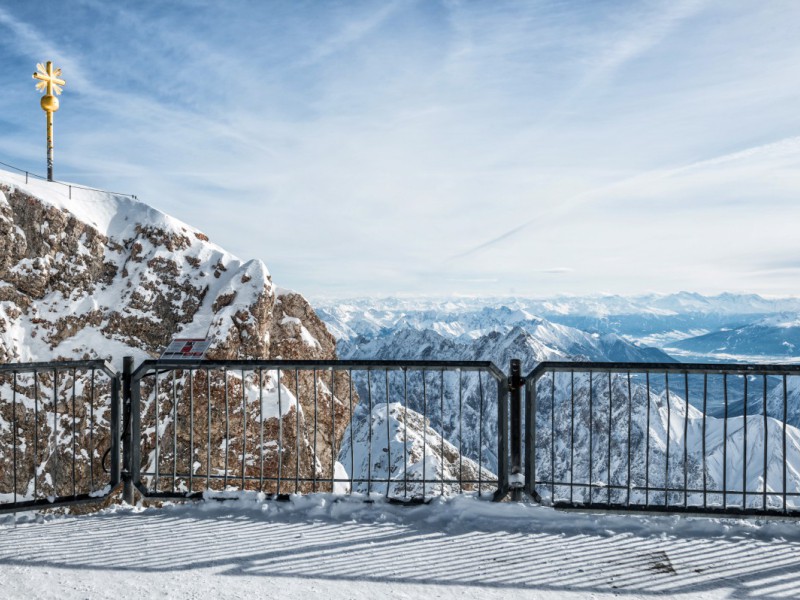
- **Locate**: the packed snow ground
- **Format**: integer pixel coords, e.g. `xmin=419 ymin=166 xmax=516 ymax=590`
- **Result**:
xmin=2 ymin=495 xmax=800 ymax=599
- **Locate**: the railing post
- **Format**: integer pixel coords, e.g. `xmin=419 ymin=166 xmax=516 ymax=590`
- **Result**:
xmin=509 ymin=359 xmax=524 ymax=501
xmin=122 ymin=356 xmax=134 ymax=504
xmin=524 ymin=377 xmax=538 ymax=502
xmin=109 ymin=373 xmax=121 ymax=488
xmin=493 ymin=370 xmax=510 ymax=502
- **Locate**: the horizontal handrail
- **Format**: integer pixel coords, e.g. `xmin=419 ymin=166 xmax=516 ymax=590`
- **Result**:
xmin=526 ymin=361 xmax=800 ymax=382
xmin=0 ymin=359 xmax=117 ymax=378
xmin=133 ymin=359 xmax=507 ymax=383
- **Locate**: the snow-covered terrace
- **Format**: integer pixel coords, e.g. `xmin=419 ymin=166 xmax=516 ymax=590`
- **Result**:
xmin=2 ymin=494 xmax=799 ymax=599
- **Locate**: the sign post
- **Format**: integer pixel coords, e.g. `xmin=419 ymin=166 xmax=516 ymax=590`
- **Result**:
xmin=160 ymin=338 xmax=211 ymax=360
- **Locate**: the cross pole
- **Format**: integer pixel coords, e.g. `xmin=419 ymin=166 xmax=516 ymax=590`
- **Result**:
xmin=33 ymin=61 xmax=66 ymax=182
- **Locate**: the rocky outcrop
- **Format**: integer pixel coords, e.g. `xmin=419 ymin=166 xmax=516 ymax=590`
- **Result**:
xmin=0 ymin=175 xmax=355 ymax=502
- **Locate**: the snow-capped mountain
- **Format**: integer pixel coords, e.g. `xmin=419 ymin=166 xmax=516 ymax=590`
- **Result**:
xmin=315 ymin=293 xmax=800 ymax=332
xmin=338 ymin=324 xmax=675 ymax=372
xmin=323 ymin=295 xmax=800 ymax=503
xmin=317 ymin=294 xmax=800 ymax=364
xmin=670 ymin=314 xmax=800 ymax=358
xmin=334 ymin=321 xmax=675 ymax=482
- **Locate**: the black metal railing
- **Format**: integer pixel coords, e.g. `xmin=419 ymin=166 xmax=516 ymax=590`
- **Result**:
xmin=4 ymin=355 xmax=800 ymax=518
xmin=127 ymin=359 xmax=509 ymax=503
xmin=0 ymin=360 xmax=120 ymax=514
xmin=524 ymin=362 xmax=800 ymax=516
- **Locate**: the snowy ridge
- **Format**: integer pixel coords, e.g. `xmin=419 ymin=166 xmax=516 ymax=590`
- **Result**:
xmin=0 ymin=168 xmax=284 ymax=365
xmin=339 ymin=402 xmax=497 ymax=499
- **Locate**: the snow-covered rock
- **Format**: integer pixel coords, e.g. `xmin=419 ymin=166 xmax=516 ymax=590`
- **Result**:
xmin=0 ymin=169 xmax=350 ymax=501
xmin=339 ymin=402 xmax=496 ymax=499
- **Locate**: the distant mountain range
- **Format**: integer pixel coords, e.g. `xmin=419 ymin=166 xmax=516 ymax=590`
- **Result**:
xmin=315 ymin=294 xmax=800 ymax=363
xmin=318 ymin=295 xmax=800 ymax=504
xmin=671 ymin=314 xmax=800 ymax=357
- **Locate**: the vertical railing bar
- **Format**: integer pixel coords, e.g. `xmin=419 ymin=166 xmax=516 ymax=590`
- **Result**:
xmin=71 ymin=367 xmax=77 ymax=497
xmin=386 ymin=369 xmax=392 ymax=498
xmin=551 ymin=372 xmax=556 ymax=503
xmin=240 ymin=368 xmax=246 ymax=491
xmin=206 ymin=368 xmax=211 ymax=491
xmin=332 ymin=368 xmax=337 ymax=494
xmin=440 ymin=369 xmax=445 ymax=498
xmin=277 ymin=369 xmax=283 ymax=496
xmin=154 ymin=369 xmax=160 ymax=493
xmin=422 ymin=371 xmax=427 ymax=499
xmin=12 ymin=371 xmax=17 ymax=504
xmin=224 ymin=368 xmax=229 ymax=489
xmin=664 ymin=371 xmax=670 ymax=507
xmin=683 ymin=371 xmax=689 ymax=509
xmin=458 ymin=369 xmax=463 ymax=493
xmin=295 ymin=369 xmax=301 ymax=495
xmin=258 ymin=368 xmax=264 ymax=491
xmin=366 ymin=369 xmax=374 ymax=497
xmin=763 ymin=373 xmax=768 ymax=511
xmin=702 ymin=373 xmax=708 ymax=510
xmin=52 ymin=367 xmax=58 ymax=497
xmin=528 ymin=376 xmax=536 ymax=501
xmin=478 ymin=370 xmax=484 ymax=497
xmin=89 ymin=368 xmax=95 ymax=492
xmin=588 ymin=371 xmax=593 ymax=505
xmin=744 ymin=375 xmax=748 ymax=509
xmin=313 ymin=368 xmax=318 ymax=493
xmin=189 ymin=369 xmax=195 ymax=493
xmin=403 ymin=368 xmax=409 ymax=499
xmin=34 ymin=369 xmax=39 ymax=499
xmin=783 ymin=375 xmax=788 ymax=514
xmin=172 ymin=369 xmax=177 ymax=493
xmin=626 ymin=371 xmax=632 ymax=507
xmin=606 ymin=371 xmax=612 ymax=506
xmin=570 ymin=370 xmax=575 ymax=505
xmin=348 ymin=369 xmax=353 ymax=496
xmin=723 ymin=373 xmax=728 ymax=509
xmin=645 ymin=371 xmax=650 ymax=506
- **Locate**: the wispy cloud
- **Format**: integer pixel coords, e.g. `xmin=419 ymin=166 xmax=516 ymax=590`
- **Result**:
xmin=448 ymin=133 xmax=800 ymax=262
xmin=295 ymin=1 xmax=412 ymax=67
xmin=1 ymin=1 xmax=799 ymax=297
xmin=579 ymin=0 xmax=709 ymax=89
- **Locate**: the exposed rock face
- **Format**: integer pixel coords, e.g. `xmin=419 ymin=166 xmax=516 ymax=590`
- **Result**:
xmin=0 ymin=174 xmax=354 ymax=502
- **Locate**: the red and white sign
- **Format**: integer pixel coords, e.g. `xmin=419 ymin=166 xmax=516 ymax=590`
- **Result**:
xmin=160 ymin=338 xmax=211 ymax=360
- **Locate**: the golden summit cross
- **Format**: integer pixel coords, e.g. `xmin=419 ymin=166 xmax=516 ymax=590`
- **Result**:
xmin=33 ymin=61 xmax=66 ymax=182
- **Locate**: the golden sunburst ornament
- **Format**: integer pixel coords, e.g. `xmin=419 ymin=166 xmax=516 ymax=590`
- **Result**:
xmin=32 ymin=61 xmax=66 ymax=181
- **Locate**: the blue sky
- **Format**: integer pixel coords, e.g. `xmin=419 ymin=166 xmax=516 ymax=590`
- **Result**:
xmin=1 ymin=1 xmax=799 ymax=298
